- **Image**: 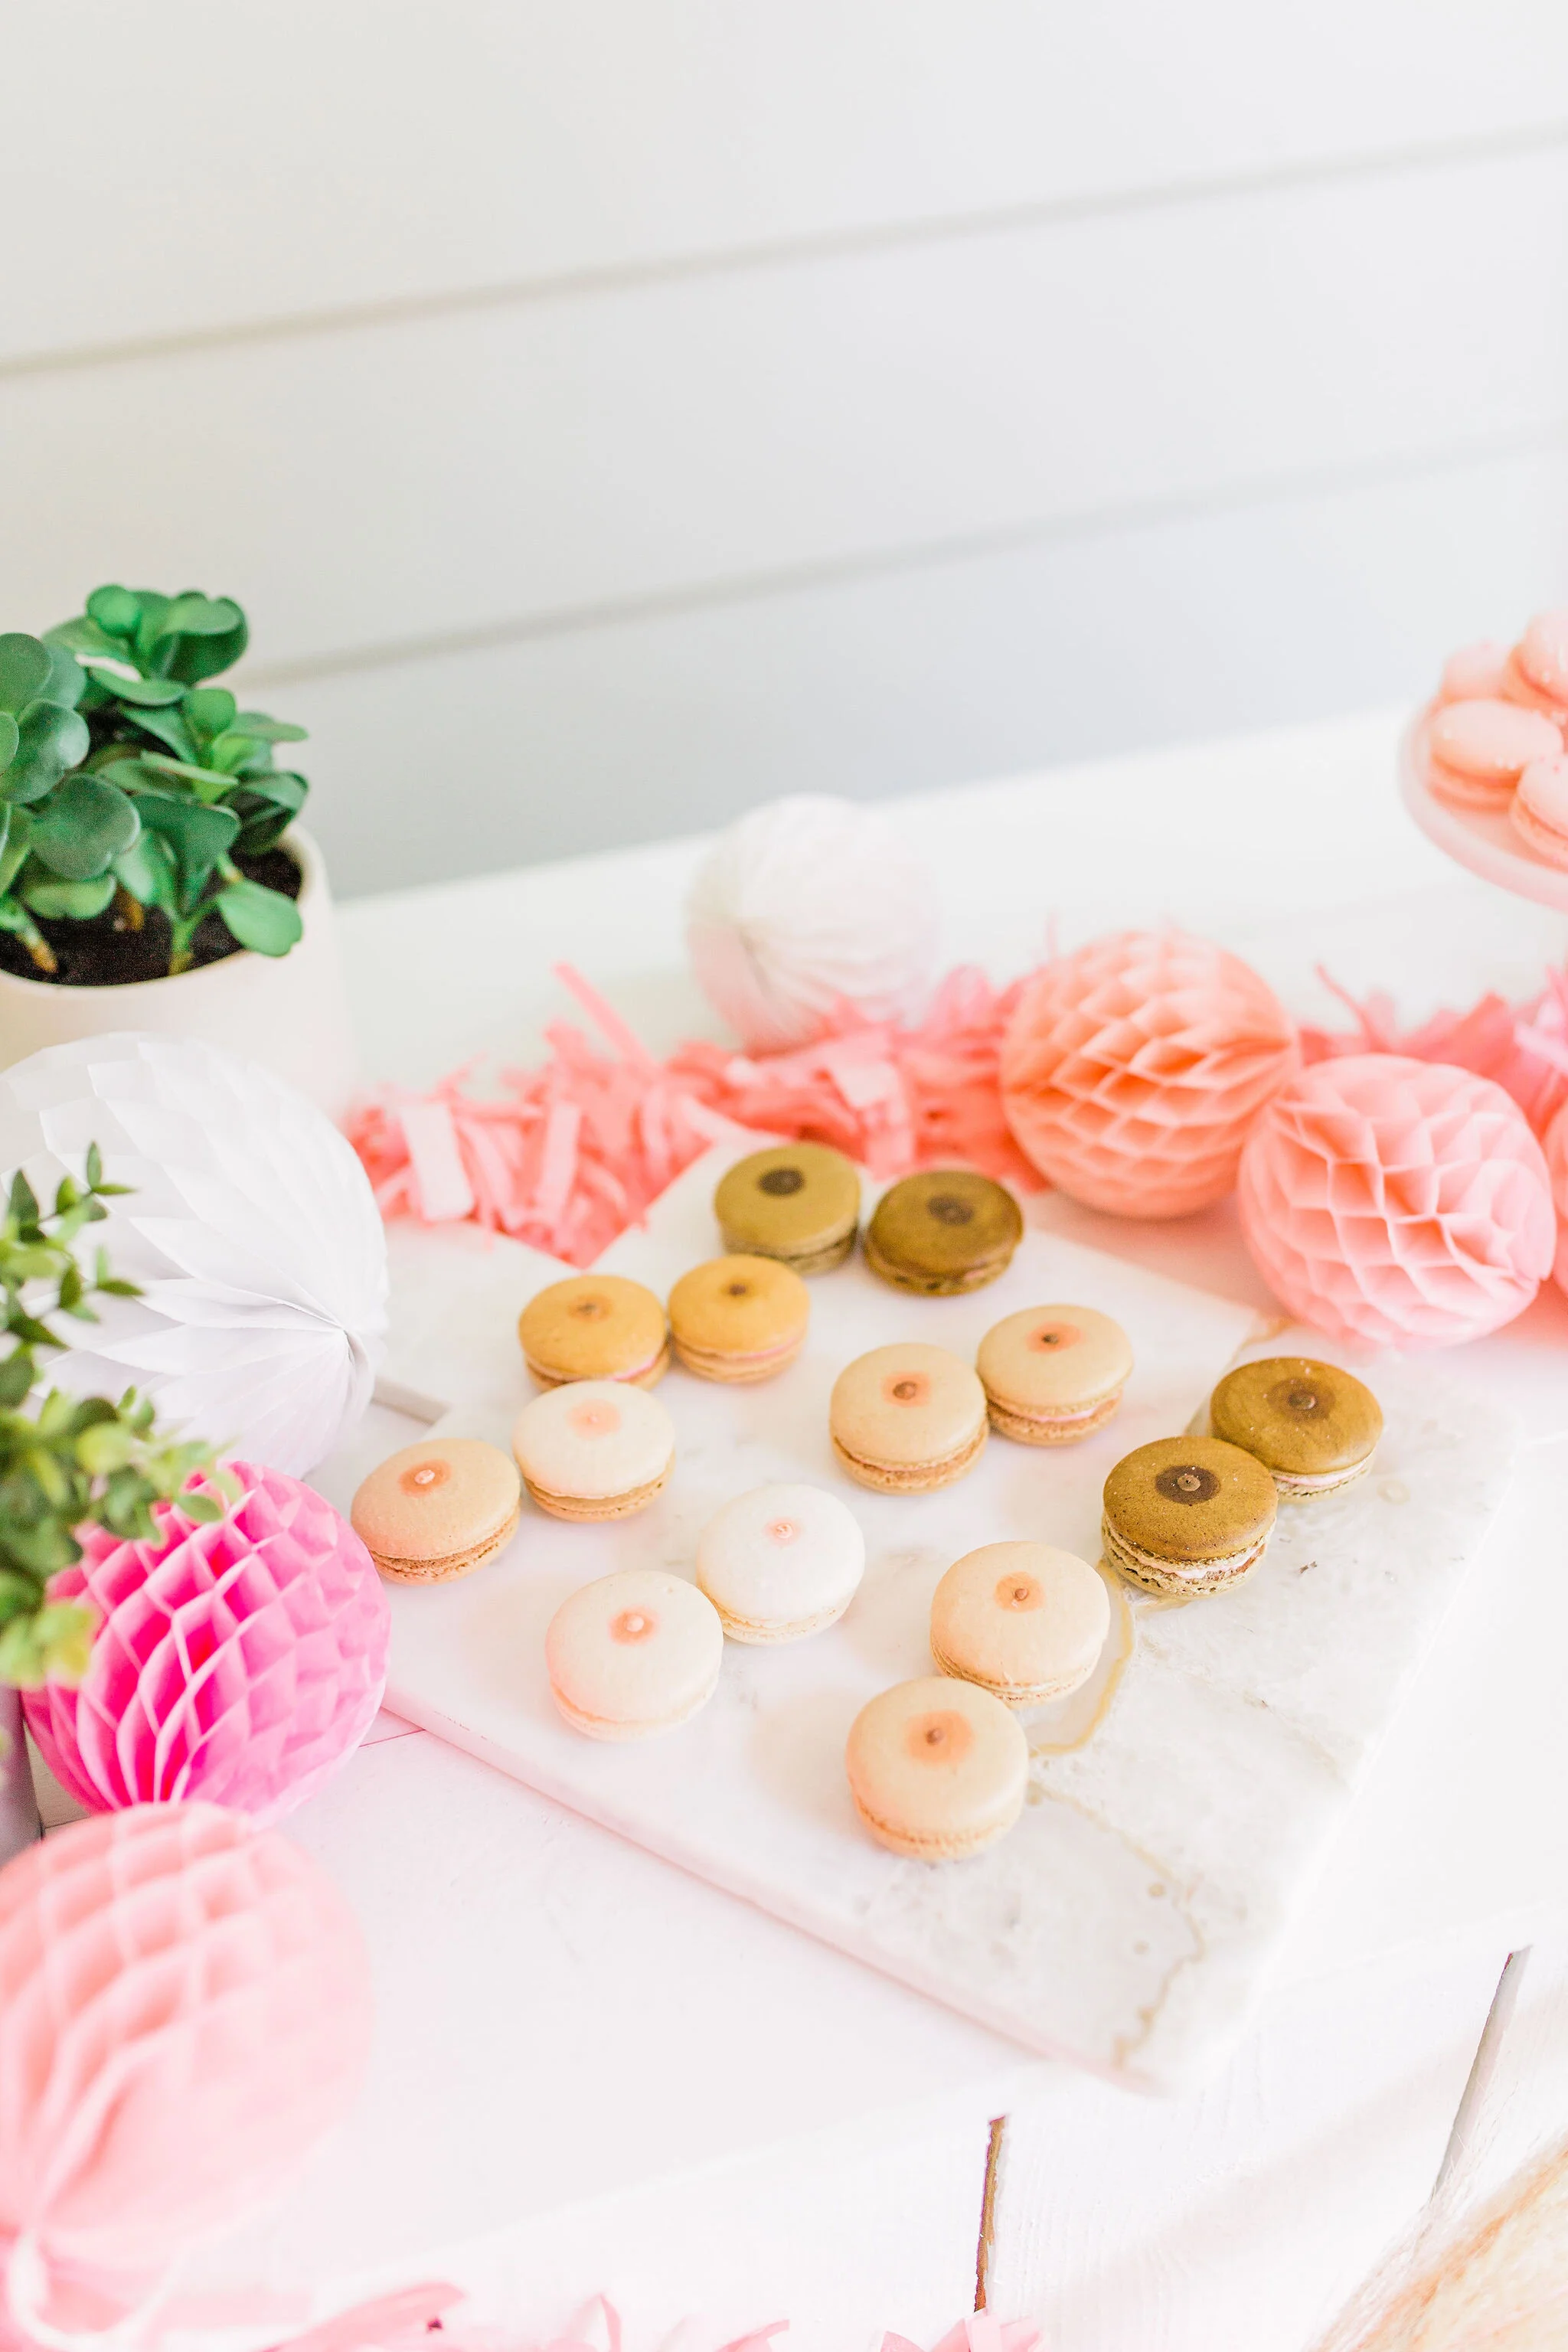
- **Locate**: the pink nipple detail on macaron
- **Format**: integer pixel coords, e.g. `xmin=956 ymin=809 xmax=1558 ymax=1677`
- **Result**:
xmin=884 ymin=1372 xmax=930 ymax=1407
xmin=766 ymin=1518 xmax=799 ymax=1544
xmin=400 ymin=1459 xmax=451 ymax=1495
xmin=611 ymin=1609 xmax=656 ymax=1645
xmin=1030 ymin=1323 xmax=1082 ymax=1352
xmin=570 ymin=1400 xmax=621 ymax=1438
xmin=995 ymin=1574 xmax=1043 ymax=1612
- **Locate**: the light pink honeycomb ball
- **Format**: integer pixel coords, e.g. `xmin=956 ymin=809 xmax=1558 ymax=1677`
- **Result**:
xmin=1543 ymin=1098 xmax=1568 ymax=1298
xmin=999 ymin=930 xmax=1298 ymax=1217
xmin=23 ymin=1462 xmax=388 ymax=1828
xmin=1240 ymin=1054 xmax=1555 ymax=1347
xmin=0 ymin=1804 xmax=370 ymax=2310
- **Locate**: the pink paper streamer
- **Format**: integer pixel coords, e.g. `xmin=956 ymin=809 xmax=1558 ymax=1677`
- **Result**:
xmin=1299 ymin=962 xmax=1568 ymax=1137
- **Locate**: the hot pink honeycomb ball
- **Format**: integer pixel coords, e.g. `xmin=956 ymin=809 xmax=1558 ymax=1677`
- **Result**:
xmin=0 ymin=1804 xmax=370 ymax=2308
xmin=1544 ymin=1099 xmax=1568 ymax=1298
xmin=1239 ymin=1054 xmax=1555 ymax=1348
xmin=999 ymin=930 xmax=1298 ymax=1217
xmin=23 ymin=1462 xmax=388 ymax=1829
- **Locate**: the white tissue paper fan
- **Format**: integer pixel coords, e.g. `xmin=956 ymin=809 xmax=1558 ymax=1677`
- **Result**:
xmin=0 ymin=1033 xmax=387 ymax=1476
xmin=686 ymin=794 xmax=940 ymax=1051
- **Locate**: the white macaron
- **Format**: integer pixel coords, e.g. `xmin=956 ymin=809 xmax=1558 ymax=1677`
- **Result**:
xmin=695 ymin=1482 xmax=865 ymax=1643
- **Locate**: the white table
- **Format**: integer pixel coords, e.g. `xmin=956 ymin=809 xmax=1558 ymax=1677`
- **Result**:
xmin=38 ymin=707 xmax=1568 ymax=2350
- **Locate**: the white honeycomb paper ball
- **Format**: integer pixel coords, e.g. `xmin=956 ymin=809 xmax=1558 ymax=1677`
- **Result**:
xmin=0 ymin=1033 xmax=387 ymax=1475
xmin=686 ymin=795 xmax=940 ymax=1051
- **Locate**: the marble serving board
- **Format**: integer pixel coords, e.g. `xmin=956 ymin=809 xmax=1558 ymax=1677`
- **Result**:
xmin=313 ymin=1142 xmax=1515 ymax=2091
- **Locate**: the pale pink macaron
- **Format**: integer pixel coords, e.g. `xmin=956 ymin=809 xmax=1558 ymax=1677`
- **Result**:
xmin=845 ymin=1676 xmax=1028 ymax=1860
xmin=512 ymin=1379 xmax=675 ymax=1521
xmin=545 ymin=1567 xmax=724 ymax=1740
xmin=1511 ymin=753 xmax=1568 ymax=871
xmin=929 ymin=1541 xmax=1110 ymax=1709
xmin=1501 ymin=612 xmax=1568 ymax=723
xmin=1426 ymin=699 xmax=1562 ymax=812
xmin=1437 ymin=641 xmax=1509 ymax=704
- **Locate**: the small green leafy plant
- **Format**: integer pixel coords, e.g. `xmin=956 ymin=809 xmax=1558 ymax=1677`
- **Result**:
xmin=0 ymin=586 xmax=309 ymax=977
xmin=0 ymin=1149 xmax=225 ymax=1687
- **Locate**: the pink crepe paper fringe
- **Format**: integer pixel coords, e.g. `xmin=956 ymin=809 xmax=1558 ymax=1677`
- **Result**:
xmin=345 ymin=965 xmax=1038 ymax=1266
xmin=236 ymin=2288 xmax=1037 ymax=2352
xmin=1299 ymin=963 xmax=1568 ymax=1138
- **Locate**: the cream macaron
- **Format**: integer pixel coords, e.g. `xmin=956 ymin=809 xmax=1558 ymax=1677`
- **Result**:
xmin=695 ymin=1482 xmax=865 ymax=1643
xmin=845 ymin=1676 xmax=1028 ymax=1860
xmin=511 ymin=1379 xmax=675 ymax=1521
xmin=829 ymin=1342 xmax=988 ymax=1493
xmin=976 ymin=1305 xmax=1132 ymax=1445
xmin=1512 ymin=753 xmax=1568 ymax=870
xmin=929 ymin=1542 xmax=1109 ymax=1708
xmin=351 ymin=1438 xmax=522 ymax=1583
xmin=545 ymin=1567 xmax=723 ymax=1740
xmin=1426 ymin=700 xmax=1561 ymax=813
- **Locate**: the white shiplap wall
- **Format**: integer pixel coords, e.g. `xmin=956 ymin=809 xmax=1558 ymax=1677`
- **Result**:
xmin=4 ymin=4 xmax=1566 ymax=892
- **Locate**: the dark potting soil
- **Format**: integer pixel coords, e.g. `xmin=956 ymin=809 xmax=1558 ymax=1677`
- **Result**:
xmin=0 ymin=848 xmax=303 ymax=988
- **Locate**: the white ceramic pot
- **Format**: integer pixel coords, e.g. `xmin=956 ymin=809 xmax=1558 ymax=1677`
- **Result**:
xmin=0 ymin=827 xmax=359 ymax=1117
xmin=0 ymin=1685 xmax=39 ymax=1865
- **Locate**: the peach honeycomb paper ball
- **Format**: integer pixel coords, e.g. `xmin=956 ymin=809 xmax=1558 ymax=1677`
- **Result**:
xmin=23 ymin=1462 xmax=388 ymax=1829
xmin=1544 ymin=1098 xmax=1568 ymax=1298
xmin=1239 ymin=1054 xmax=1555 ymax=1347
xmin=0 ymin=1803 xmax=370 ymax=2324
xmin=999 ymin=931 xmax=1298 ymax=1217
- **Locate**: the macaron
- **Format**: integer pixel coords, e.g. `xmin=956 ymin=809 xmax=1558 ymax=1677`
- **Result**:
xmin=1426 ymin=700 xmax=1561 ymax=812
xmin=1501 ymin=611 xmax=1568 ymax=723
xmin=511 ymin=1379 xmax=676 ymax=1521
xmin=975 ymin=1305 xmax=1133 ymax=1445
xmin=864 ymin=1169 xmax=1023 ymax=1295
xmin=695 ymin=1481 xmax=865 ymax=1642
xmin=845 ymin=1676 xmax=1028 ymax=1860
xmin=1511 ymin=753 xmax=1568 ymax=870
xmin=1101 ymin=1435 xmax=1277 ymax=1598
xmin=1438 ymin=642 xmax=1509 ymax=704
xmin=829 ymin=1341 xmax=988 ymax=1493
xmin=545 ymin=1567 xmax=724 ymax=1740
xmin=929 ymin=1541 xmax=1110 ymax=1708
xmin=1209 ymin=1356 xmax=1383 ymax=1500
xmin=518 ymin=1273 xmax=668 ymax=1390
xmin=714 ymin=1142 xmax=861 ymax=1274
xmin=351 ymin=1438 xmax=521 ymax=1583
xmin=667 ymin=1253 xmax=810 ymax=1383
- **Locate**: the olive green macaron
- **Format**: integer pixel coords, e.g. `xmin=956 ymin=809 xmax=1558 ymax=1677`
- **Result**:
xmin=864 ymin=1169 xmax=1024 ymax=1295
xmin=1209 ymin=1357 xmax=1383 ymax=1500
xmin=713 ymin=1142 xmax=861 ymax=1274
xmin=1101 ymin=1434 xmax=1277 ymax=1598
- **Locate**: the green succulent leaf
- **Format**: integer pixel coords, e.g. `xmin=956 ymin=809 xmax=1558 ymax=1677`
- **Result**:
xmin=109 ymin=829 xmax=177 ymax=913
xmin=29 ymin=773 xmax=140 ymax=881
xmin=132 ymin=791 xmax=239 ymax=893
xmin=233 ymin=711 xmax=308 ymax=744
xmin=215 ymin=877 xmax=303 ymax=956
xmin=181 ymin=686 xmax=237 ymax=738
xmin=2 ymin=702 xmax=92 ymax=806
xmin=87 ymin=671 xmax=186 ymax=708
xmin=230 ymin=772 xmax=307 ymax=854
xmin=44 ymin=616 xmax=126 ymax=665
xmin=152 ymin=593 xmax=247 ymax=684
xmin=40 ymin=645 xmax=86 ymax=712
xmin=18 ymin=870 xmax=116 ymax=921
xmin=0 ymin=717 xmax=18 ymax=773
xmin=0 ymin=635 xmax=51 ymax=718
xmin=0 ymin=809 xmax=34 ymax=897
xmin=85 ymin=584 xmax=142 ymax=639
xmin=109 ymin=704 xmax=197 ymax=764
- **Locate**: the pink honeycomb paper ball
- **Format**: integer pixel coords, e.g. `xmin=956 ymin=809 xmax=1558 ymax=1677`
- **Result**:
xmin=23 ymin=1462 xmax=389 ymax=1829
xmin=0 ymin=1804 xmax=370 ymax=2323
xmin=1544 ymin=1099 xmax=1568 ymax=1298
xmin=999 ymin=931 xmax=1298 ymax=1217
xmin=1239 ymin=1054 xmax=1555 ymax=1347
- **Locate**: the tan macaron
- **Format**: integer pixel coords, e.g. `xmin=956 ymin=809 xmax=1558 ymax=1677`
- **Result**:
xmin=828 ymin=1342 xmax=988 ymax=1493
xmin=518 ymin=1273 xmax=668 ymax=1389
xmin=714 ymin=1143 xmax=861 ymax=1274
xmin=846 ymin=1676 xmax=1028 ymax=1860
xmin=929 ymin=1542 xmax=1110 ymax=1707
xmin=1209 ymin=1357 xmax=1383 ymax=1499
xmin=351 ymin=1439 xmax=522 ymax=1583
xmin=667 ymin=1254 xmax=810 ymax=1383
xmin=976 ymin=1305 xmax=1132 ymax=1445
xmin=1102 ymin=1435 xmax=1277 ymax=1598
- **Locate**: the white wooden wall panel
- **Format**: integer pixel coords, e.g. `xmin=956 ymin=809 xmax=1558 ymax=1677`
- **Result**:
xmin=4 ymin=146 xmax=1564 ymax=684
xmin=5 ymin=5 xmax=1566 ymax=365
xmin=288 ymin=442 xmax=1568 ymax=892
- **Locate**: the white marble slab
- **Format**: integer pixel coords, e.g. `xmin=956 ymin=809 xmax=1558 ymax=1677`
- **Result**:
xmin=319 ymin=1143 xmax=1513 ymax=2089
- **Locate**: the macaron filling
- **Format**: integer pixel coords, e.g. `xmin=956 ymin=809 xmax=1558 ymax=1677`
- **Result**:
xmin=1100 ymin=1514 xmax=1267 ymax=1593
xmin=831 ymin=1418 xmax=988 ymax=1492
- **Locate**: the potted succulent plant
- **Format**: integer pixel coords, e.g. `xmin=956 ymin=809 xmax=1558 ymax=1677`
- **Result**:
xmin=0 ymin=1152 xmax=221 ymax=1861
xmin=0 ymin=586 xmax=356 ymax=1112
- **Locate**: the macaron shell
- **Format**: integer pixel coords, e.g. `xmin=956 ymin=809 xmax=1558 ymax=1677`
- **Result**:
xmin=829 ymin=1342 xmax=988 ymax=1471
xmin=1517 ymin=611 xmax=1568 ymax=702
xmin=864 ymin=1170 xmax=1024 ymax=1292
xmin=1102 ymin=1434 xmax=1277 ymax=1566
xmin=518 ymin=1274 xmax=668 ymax=1387
xmin=1426 ymin=759 xmax=1515 ymax=814
xmin=977 ymin=1305 xmax=1132 ymax=1421
xmin=1428 ymin=699 xmax=1562 ymax=782
xmin=695 ymin=1481 xmax=865 ymax=1642
xmin=713 ymin=1144 xmax=861 ymax=1267
xmin=1438 ymin=642 xmax=1508 ymax=703
xmin=1209 ymin=1357 xmax=1383 ymax=1485
xmin=668 ymin=1254 xmax=811 ymax=1380
xmin=845 ymin=1675 xmax=1028 ymax=1859
xmin=930 ymin=1542 xmax=1110 ymax=1706
xmin=1512 ymin=753 xmax=1568 ymax=867
xmin=512 ymin=1380 xmax=676 ymax=1503
xmin=546 ymin=1568 xmax=723 ymax=1739
xmin=1501 ymin=646 xmax=1568 ymax=724
xmin=351 ymin=1439 xmax=522 ymax=1579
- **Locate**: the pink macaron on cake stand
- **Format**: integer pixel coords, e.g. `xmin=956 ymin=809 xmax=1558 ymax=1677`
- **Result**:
xmin=1400 ymin=615 xmax=1568 ymax=913
xmin=1399 ymin=708 xmax=1568 ymax=915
